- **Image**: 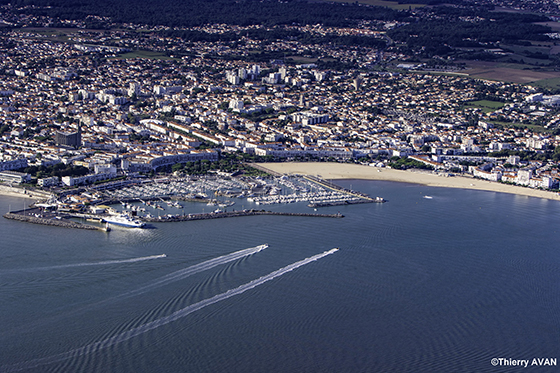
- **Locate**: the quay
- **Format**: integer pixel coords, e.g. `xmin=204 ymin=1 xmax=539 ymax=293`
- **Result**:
xmin=3 ymin=207 xmax=342 ymax=230
xmin=142 ymin=209 xmax=343 ymax=222
xmin=307 ymin=198 xmax=384 ymax=208
xmin=302 ymin=175 xmax=376 ymax=201
xmin=3 ymin=210 xmax=107 ymax=231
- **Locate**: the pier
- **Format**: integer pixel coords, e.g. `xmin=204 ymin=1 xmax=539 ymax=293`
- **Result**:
xmin=3 ymin=211 xmax=107 ymax=231
xmin=307 ymin=199 xmax=383 ymax=208
xmin=3 ymin=207 xmax=342 ymax=230
xmin=142 ymin=209 xmax=343 ymax=222
xmin=302 ymin=175 xmax=377 ymax=201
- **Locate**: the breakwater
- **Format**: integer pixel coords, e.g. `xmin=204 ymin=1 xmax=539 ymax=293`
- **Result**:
xmin=308 ymin=199 xmax=383 ymax=208
xmin=3 ymin=209 xmax=342 ymax=230
xmin=302 ymin=175 xmax=375 ymax=201
xmin=3 ymin=212 xmax=105 ymax=231
xmin=143 ymin=210 xmax=343 ymax=223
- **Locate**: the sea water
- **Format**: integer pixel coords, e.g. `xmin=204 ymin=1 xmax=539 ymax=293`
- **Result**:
xmin=1 ymin=180 xmax=559 ymax=372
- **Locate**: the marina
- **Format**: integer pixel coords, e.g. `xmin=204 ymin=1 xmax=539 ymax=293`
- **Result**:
xmin=3 ymin=174 xmax=375 ymax=230
xmin=97 ymin=174 xmax=378 ymax=210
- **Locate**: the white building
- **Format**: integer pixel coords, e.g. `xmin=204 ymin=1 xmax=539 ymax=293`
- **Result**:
xmin=0 ymin=158 xmax=28 ymax=171
xmin=38 ymin=176 xmax=59 ymax=187
xmin=229 ymin=100 xmax=244 ymax=110
xmin=0 ymin=170 xmax=31 ymax=183
xmin=61 ymin=171 xmax=117 ymax=187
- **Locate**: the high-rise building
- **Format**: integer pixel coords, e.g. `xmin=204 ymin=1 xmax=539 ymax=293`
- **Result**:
xmin=128 ymin=82 xmax=141 ymax=97
xmin=55 ymin=122 xmax=81 ymax=148
xmin=353 ymin=77 xmax=362 ymax=90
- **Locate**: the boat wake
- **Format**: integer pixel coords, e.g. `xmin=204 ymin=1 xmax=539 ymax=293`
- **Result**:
xmin=117 ymin=244 xmax=269 ymax=300
xmin=2 ymin=254 xmax=167 ymax=274
xmin=2 ymin=248 xmax=337 ymax=372
xmin=0 ymin=245 xmax=269 ymax=338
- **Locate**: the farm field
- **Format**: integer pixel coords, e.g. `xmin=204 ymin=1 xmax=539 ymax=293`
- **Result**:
xmin=459 ymin=60 xmax=560 ymax=85
xmin=464 ymin=100 xmax=506 ymax=113
xmin=116 ymin=50 xmax=176 ymax=60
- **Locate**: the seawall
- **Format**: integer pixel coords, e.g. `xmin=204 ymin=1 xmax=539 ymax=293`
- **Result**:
xmin=143 ymin=210 xmax=343 ymax=222
xmin=3 ymin=212 xmax=104 ymax=231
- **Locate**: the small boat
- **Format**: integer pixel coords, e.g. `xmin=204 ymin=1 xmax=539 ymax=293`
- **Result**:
xmin=423 ymin=195 xmax=433 ymax=199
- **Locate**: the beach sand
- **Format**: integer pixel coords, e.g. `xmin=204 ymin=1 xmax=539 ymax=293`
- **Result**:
xmin=255 ymin=162 xmax=560 ymax=202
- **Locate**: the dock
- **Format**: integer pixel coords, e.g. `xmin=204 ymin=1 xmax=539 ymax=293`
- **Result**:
xmin=3 ymin=207 xmax=342 ymax=230
xmin=3 ymin=211 xmax=108 ymax=231
xmin=307 ymin=198 xmax=384 ymax=208
xmin=302 ymin=175 xmax=377 ymax=201
xmin=142 ymin=209 xmax=343 ymax=222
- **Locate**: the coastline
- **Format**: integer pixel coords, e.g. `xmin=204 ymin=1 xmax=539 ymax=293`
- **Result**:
xmin=255 ymin=162 xmax=560 ymax=202
xmin=0 ymin=185 xmax=42 ymax=200
xmin=2 ymin=162 xmax=559 ymax=203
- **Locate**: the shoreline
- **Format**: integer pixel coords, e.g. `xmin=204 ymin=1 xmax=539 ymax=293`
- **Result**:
xmin=2 ymin=162 xmax=559 ymax=203
xmin=255 ymin=162 xmax=560 ymax=202
xmin=0 ymin=185 xmax=42 ymax=200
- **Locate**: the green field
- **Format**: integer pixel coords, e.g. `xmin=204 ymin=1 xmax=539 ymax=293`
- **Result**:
xmin=115 ymin=50 xmax=176 ymax=60
xmin=285 ymin=56 xmax=319 ymax=63
xmin=464 ymin=100 xmax=506 ymax=113
xmin=530 ymin=77 xmax=560 ymax=90
xmin=14 ymin=28 xmax=71 ymax=42
xmin=490 ymin=121 xmax=549 ymax=133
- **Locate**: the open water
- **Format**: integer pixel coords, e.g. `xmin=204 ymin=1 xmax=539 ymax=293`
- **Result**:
xmin=1 ymin=180 xmax=559 ymax=372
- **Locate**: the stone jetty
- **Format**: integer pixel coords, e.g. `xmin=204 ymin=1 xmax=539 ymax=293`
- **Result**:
xmin=143 ymin=209 xmax=343 ymax=222
xmin=3 ymin=212 xmax=106 ymax=231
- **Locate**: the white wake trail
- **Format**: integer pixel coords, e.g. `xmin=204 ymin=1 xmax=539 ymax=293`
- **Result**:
xmin=3 ymin=248 xmax=337 ymax=372
xmin=3 ymin=254 xmax=167 ymax=273
xmin=0 ymin=245 xmax=269 ymax=340
xmin=64 ymin=254 xmax=167 ymax=268
xmin=118 ymin=244 xmax=269 ymax=299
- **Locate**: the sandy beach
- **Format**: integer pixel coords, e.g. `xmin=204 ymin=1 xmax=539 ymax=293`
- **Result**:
xmin=256 ymin=162 xmax=560 ymax=202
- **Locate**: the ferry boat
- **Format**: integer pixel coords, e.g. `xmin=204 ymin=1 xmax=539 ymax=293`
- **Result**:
xmin=103 ymin=214 xmax=145 ymax=228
